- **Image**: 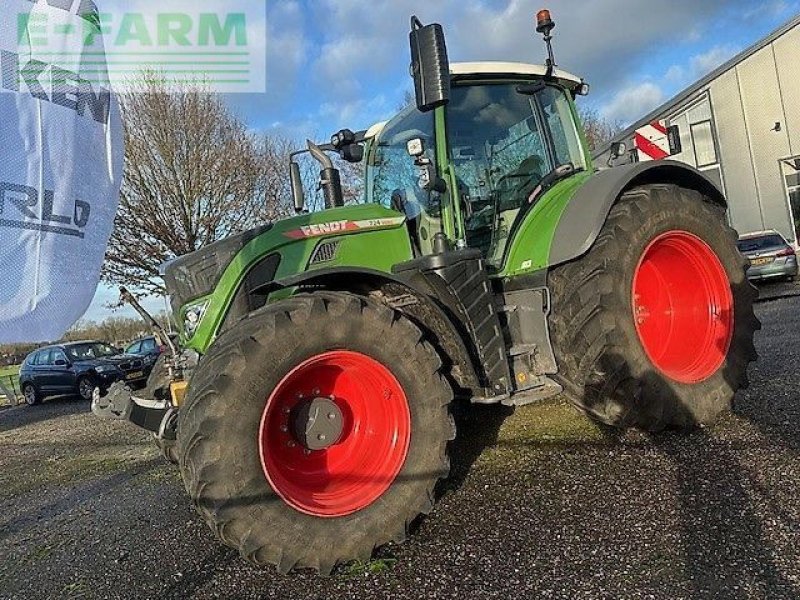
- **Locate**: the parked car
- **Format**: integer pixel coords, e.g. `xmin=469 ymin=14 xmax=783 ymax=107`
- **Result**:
xmin=123 ymin=334 xmax=177 ymax=383
xmin=18 ymin=340 xmax=147 ymax=406
xmin=737 ymin=230 xmax=798 ymax=282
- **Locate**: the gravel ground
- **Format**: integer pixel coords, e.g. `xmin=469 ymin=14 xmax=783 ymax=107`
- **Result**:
xmin=1 ymin=291 xmax=799 ymax=599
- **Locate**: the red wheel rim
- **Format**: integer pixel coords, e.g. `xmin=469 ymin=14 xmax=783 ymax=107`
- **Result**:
xmin=258 ymin=350 xmax=411 ymax=517
xmin=632 ymin=230 xmax=734 ymax=384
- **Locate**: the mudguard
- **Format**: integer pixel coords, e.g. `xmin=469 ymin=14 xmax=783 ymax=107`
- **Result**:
xmin=548 ymin=160 xmax=726 ymax=268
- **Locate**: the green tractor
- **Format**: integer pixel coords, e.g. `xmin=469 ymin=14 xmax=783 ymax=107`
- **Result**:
xmin=95 ymin=11 xmax=758 ymax=573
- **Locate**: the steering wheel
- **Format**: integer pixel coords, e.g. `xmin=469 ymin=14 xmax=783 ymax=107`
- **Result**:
xmin=495 ymin=172 xmax=531 ymax=192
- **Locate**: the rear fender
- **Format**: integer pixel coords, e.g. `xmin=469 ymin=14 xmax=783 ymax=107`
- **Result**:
xmin=548 ymin=160 xmax=726 ymax=268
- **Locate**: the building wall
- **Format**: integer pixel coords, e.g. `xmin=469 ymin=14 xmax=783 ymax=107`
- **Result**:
xmin=597 ymin=20 xmax=800 ymax=246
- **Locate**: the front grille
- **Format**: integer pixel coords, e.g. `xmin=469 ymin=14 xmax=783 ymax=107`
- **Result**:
xmin=118 ymin=359 xmax=143 ymax=371
xmin=163 ymin=223 xmax=273 ymax=313
xmin=309 ymin=240 xmax=340 ymax=265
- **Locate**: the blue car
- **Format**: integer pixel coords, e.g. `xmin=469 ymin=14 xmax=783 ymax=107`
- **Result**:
xmin=18 ymin=340 xmax=146 ymax=406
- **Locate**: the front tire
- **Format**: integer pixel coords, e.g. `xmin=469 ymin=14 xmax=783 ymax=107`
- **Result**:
xmin=77 ymin=376 xmax=97 ymax=401
xmin=153 ymin=436 xmax=178 ymax=464
xmin=177 ymin=292 xmax=454 ymax=574
xmin=549 ymin=184 xmax=759 ymax=430
xmin=23 ymin=384 xmax=41 ymax=406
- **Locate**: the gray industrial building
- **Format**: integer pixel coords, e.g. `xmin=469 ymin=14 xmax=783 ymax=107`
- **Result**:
xmin=596 ymin=14 xmax=800 ymax=247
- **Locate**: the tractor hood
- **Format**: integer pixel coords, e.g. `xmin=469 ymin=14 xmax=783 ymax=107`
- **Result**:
xmin=162 ymin=223 xmax=274 ymax=315
xmin=162 ymin=204 xmax=410 ymax=320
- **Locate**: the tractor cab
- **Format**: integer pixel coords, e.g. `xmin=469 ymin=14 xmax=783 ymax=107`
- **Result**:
xmin=362 ymin=61 xmax=590 ymax=267
xmin=298 ymin=13 xmax=592 ymax=274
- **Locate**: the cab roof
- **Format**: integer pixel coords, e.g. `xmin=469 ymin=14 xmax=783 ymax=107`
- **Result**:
xmin=363 ymin=61 xmax=584 ymax=142
xmin=450 ymin=61 xmax=583 ymax=88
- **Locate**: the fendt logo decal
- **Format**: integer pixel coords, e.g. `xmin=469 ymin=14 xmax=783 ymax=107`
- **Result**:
xmin=0 ymin=181 xmax=90 ymax=239
xmin=284 ymin=217 xmax=406 ymax=240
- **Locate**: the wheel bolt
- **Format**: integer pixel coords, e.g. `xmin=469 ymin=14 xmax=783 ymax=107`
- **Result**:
xmin=318 ymin=434 xmax=326 ymax=441
xmin=304 ymin=449 xmax=311 ymax=456
xmin=313 ymin=388 xmax=320 ymax=396
xmin=287 ymin=441 xmax=296 ymax=448
xmin=328 ymin=413 xmax=336 ymax=420
xmin=283 ymin=407 xmax=291 ymax=414
xmin=280 ymin=425 xmax=288 ymax=433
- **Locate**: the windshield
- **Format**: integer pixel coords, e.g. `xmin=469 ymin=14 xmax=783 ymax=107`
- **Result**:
xmin=449 ymin=82 xmax=585 ymax=265
xmin=66 ymin=343 xmax=119 ymax=361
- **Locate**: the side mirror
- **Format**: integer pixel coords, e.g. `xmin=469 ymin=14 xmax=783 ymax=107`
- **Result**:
xmin=409 ymin=16 xmax=450 ymax=113
xmin=340 ymin=143 xmax=364 ymax=163
xmin=290 ymin=161 xmax=305 ymax=213
xmin=610 ymin=141 xmax=627 ymax=159
xmin=54 ymin=359 xmax=68 ymax=367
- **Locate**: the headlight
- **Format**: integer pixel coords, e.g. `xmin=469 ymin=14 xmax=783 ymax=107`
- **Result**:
xmin=95 ymin=365 xmax=117 ymax=373
xmin=183 ymin=300 xmax=210 ymax=338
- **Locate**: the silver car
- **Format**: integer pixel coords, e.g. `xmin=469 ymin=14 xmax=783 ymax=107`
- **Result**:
xmin=737 ymin=230 xmax=798 ymax=282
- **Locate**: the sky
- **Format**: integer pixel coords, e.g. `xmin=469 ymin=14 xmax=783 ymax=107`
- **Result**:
xmin=83 ymin=0 xmax=799 ymax=322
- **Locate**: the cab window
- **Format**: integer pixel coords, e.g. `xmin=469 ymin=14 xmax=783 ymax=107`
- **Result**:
xmin=448 ymin=82 xmax=584 ymax=266
xmin=539 ymin=86 xmax=586 ymax=171
xmin=366 ymin=105 xmax=444 ymax=255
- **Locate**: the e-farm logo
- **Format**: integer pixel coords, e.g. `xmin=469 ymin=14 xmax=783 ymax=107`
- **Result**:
xmin=11 ymin=0 xmax=266 ymax=95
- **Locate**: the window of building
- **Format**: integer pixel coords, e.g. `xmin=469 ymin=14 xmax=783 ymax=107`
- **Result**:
xmin=668 ymin=95 xmax=719 ymax=169
xmin=690 ymin=121 xmax=717 ymax=168
xmin=782 ymin=157 xmax=800 ymax=243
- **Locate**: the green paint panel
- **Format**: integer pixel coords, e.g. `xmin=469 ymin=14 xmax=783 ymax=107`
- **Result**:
xmin=498 ymin=170 xmax=593 ymax=278
xmin=184 ymin=204 xmax=412 ymax=352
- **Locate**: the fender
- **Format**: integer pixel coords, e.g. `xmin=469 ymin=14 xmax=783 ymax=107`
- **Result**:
xmin=548 ymin=160 xmax=726 ymax=268
xmin=264 ymin=266 xmax=486 ymax=396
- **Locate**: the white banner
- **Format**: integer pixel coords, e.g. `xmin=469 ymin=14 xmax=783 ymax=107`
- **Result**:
xmin=0 ymin=0 xmax=123 ymax=343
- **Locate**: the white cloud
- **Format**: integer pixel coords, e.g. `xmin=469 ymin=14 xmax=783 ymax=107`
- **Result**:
xmin=690 ymin=45 xmax=737 ymax=78
xmin=664 ymin=44 xmax=736 ymax=89
xmin=601 ymin=82 xmax=666 ymax=125
xmin=301 ymin=0 xmax=737 ymax=123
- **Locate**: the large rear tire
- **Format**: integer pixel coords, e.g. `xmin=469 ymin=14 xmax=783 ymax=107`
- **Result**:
xmin=549 ymin=184 xmax=759 ymax=430
xmin=176 ymin=291 xmax=454 ymax=574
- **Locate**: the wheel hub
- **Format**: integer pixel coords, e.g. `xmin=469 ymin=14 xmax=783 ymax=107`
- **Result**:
xmin=291 ymin=397 xmax=344 ymax=451
xmin=258 ymin=350 xmax=411 ymax=517
xmin=632 ymin=230 xmax=734 ymax=383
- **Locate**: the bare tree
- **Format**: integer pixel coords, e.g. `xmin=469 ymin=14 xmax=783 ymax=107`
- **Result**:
xmin=578 ymin=107 xmax=624 ymax=153
xmin=103 ymin=74 xmax=283 ymax=294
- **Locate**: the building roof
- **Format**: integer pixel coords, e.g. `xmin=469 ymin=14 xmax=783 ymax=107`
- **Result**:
xmin=450 ymin=61 xmax=583 ymax=87
xmin=595 ymin=13 xmax=800 ymax=157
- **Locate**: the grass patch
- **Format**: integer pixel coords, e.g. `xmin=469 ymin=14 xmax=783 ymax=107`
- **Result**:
xmin=502 ymin=400 xmax=610 ymax=444
xmin=61 ymin=579 xmax=89 ymax=599
xmin=474 ymin=399 xmax=614 ymax=470
xmin=0 ymin=452 xmax=150 ymax=498
xmin=0 ymin=365 xmax=21 ymax=402
xmin=337 ymin=558 xmax=398 ymax=578
xmin=0 ymin=364 xmax=20 ymax=379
